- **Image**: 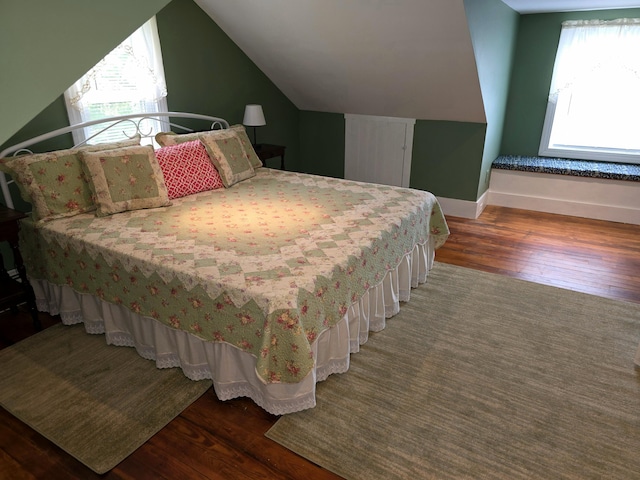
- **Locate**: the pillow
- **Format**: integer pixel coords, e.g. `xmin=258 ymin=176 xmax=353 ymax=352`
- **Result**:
xmin=229 ymin=124 xmax=262 ymax=169
xmin=81 ymin=144 xmax=171 ymax=216
xmin=199 ymin=134 xmax=255 ymax=187
xmin=155 ymin=131 xmax=191 ymax=146
xmin=156 ymin=129 xmax=255 ymax=187
xmin=0 ymin=136 xmax=141 ymax=223
xmin=155 ymin=140 xmax=224 ymax=199
xmin=157 ymin=125 xmax=261 ymax=170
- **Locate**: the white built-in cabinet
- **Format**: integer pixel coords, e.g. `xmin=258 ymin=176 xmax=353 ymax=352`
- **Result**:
xmin=344 ymin=114 xmax=415 ymax=188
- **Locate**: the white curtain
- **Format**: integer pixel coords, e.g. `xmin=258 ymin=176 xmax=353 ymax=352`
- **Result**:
xmin=548 ymin=18 xmax=640 ymax=102
xmin=541 ymin=18 xmax=640 ymax=159
xmin=64 ymin=17 xmax=168 ymax=145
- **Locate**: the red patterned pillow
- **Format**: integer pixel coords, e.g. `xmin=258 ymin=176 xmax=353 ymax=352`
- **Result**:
xmin=155 ymin=140 xmax=224 ymax=199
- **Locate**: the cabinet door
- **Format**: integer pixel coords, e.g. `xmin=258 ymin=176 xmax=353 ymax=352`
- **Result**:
xmin=344 ymin=114 xmax=415 ymax=187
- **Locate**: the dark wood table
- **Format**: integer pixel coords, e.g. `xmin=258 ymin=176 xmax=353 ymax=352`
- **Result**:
xmin=254 ymin=144 xmax=286 ymax=170
xmin=0 ymin=204 xmax=40 ymax=329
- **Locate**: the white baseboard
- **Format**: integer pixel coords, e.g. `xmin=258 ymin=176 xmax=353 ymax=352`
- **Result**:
xmin=488 ymin=169 xmax=640 ymax=225
xmin=437 ymin=190 xmax=488 ymax=219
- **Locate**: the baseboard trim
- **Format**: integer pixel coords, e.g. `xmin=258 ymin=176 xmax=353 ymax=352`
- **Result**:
xmin=488 ymin=169 xmax=640 ymax=225
xmin=437 ymin=190 xmax=488 ymax=219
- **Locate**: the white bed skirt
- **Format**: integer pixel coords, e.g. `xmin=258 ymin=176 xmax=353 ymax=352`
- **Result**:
xmin=30 ymin=239 xmax=435 ymax=415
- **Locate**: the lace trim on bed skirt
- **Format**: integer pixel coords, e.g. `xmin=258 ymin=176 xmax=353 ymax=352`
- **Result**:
xmin=106 ymin=330 xmax=214 ymax=380
xmin=27 ymin=237 xmax=436 ymax=415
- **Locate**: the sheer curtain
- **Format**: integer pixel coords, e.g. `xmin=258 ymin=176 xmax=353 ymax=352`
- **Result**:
xmin=64 ymin=17 xmax=168 ymax=145
xmin=541 ymin=18 xmax=640 ymax=163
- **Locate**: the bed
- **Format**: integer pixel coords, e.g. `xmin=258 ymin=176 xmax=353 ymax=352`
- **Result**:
xmin=0 ymin=112 xmax=449 ymax=415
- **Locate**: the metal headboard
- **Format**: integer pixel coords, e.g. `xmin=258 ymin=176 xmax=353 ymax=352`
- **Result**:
xmin=0 ymin=112 xmax=229 ymax=209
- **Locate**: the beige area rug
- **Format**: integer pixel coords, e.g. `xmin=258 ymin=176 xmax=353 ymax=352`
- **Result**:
xmin=0 ymin=323 xmax=210 ymax=474
xmin=267 ymin=262 xmax=640 ymax=479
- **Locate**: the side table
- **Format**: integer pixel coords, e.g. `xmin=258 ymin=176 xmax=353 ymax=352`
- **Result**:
xmin=0 ymin=205 xmax=40 ymax=330
xmin=254 ymin=144 xmax=286 ymax=170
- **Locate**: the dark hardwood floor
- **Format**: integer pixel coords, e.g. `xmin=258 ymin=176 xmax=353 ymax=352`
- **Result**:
xmin=1 ymin=205 xmax=639 ymax=479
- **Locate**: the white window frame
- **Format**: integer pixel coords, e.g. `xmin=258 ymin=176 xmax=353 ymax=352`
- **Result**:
xmin=539 ymin=18 xmax=640 ymax=165
xmin=64 ymin=17 xmax=168 ymax=146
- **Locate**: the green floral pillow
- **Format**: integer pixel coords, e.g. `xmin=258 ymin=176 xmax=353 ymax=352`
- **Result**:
xmin=229 ymin=124 xmax=262 ymax=169
xmin=81 ymin=145 xmax=171 ymax=217
xmin=0 ymin=137 xmax=141 ymax=223
xmin=198 ymin=133 xmax=255 ymax=187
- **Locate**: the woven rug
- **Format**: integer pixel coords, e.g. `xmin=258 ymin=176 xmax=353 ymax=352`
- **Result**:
xmin=267 ymin=262 xmax=640 ymax=479
xmin=0 ymin=323 xmax=210 ymax=474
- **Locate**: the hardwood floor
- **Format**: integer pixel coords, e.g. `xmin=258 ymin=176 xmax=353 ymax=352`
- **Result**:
xmin=1 ymin=205 xmax=639 ymax=479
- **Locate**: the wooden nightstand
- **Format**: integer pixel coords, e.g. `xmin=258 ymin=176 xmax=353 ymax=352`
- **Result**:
xmin=0 ymin=205 xmax=40 ymax=330
xmin=254 ymin=144 xmax=286 ymax=170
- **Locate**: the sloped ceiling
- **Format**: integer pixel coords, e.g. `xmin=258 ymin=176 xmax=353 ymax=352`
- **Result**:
xmin=194 ymin=0 xmax=486 ymax=123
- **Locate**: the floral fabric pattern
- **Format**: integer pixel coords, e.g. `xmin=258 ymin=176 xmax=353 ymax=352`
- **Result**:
xmin=81 ymin=145 xmax=171 ymax=216
xmin=202 ymin=135 xmax=255 ymax=187
xmin=229 ymin=124 xmax=262 ymax=169
xmin=0 ymin=137 xmax=141 ymax=222
xmin=19 ymin=169 xmax=449 ymax=385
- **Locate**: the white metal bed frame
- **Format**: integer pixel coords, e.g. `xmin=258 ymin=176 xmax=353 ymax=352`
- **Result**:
xmin=0 ymin=112 xmax=229 ymax=209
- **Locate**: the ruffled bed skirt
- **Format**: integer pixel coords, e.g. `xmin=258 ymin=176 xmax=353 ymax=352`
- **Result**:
xmin=30 ymin=238 xmax=436 ymax=415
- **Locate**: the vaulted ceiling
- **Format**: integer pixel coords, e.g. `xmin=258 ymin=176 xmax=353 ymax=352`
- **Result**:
xmin=194 ymin=0 xmax=640 ymax=124
xmin=194 ymin=0 xmax=486 ymax=123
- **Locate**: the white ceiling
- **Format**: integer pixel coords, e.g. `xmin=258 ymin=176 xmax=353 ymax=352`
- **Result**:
xmin=501 ymin=0 xmax=640 ymax=14
xmin=194 ymin=0 xmax=640 ymax=124
xmin=195 ymin=0 xmax=485 ymax=123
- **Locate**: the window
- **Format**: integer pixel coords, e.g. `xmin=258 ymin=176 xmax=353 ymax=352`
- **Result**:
xmin=64 ymin=17 xmax=168 ymax=146
xmin=539 ymin=19 xmax=640 ymax=164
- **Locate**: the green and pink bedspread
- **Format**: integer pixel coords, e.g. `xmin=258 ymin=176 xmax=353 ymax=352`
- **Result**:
xmin=20 ymin=168 xmax=449 ymax=386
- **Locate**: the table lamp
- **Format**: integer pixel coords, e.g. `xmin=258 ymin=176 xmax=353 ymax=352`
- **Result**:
xmin=242 ymin=104 xmax=266 ymax=145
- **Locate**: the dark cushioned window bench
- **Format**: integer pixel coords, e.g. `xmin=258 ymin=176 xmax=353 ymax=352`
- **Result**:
xmin=492 ymin=156 xmax=640 ymax=183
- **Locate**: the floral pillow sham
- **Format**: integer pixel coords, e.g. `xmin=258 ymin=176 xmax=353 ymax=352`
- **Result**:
xmin=0 ymin=136 xmax=141 ymax=223
xmin=228 ymin=124 xmax=262 ymax=169
xmin=80 ymin=145 xmax=171 ymax=217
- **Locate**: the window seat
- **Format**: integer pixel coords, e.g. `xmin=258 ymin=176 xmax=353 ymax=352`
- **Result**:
xmin=492 ymin=156 xmax=640 ymax=182
xmin=488 ymin=156 xmax=639 ymax=225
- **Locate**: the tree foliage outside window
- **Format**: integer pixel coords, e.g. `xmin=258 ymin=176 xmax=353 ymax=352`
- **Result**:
xmin=539 ymin=18 xmax=640 ymax=164
xmin=64 ymin=17 xmax=168 ymax=146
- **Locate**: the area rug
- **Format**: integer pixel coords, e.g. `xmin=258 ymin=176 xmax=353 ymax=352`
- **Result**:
xmin=0 ymin=323 xmax=210 ymax=474
xmin=267 ymin=262 xmax=640 ymax=479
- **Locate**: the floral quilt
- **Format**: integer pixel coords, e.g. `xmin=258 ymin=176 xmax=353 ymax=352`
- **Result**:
xmin=19 ymin=169 xmax=449 ymax=384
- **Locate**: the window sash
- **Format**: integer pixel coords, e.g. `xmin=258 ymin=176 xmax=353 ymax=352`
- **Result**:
xmin=539 ymin=18 xmax=640 ymax=164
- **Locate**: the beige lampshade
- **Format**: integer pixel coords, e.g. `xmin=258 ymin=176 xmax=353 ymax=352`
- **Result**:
xmin=242 ymin=104 xmax=266 ymax=126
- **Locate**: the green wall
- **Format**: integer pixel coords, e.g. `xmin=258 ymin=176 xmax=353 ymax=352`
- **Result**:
xmin=501 ymin=8 xmax=640 ymax=156
xmin=298 ymin=112 xmax=345 ymax=179
xmin=464 ymin=0 xmax=519 ymax=198
xmin=411 ymin=121 xmax=487 ymax=199
xmin=0 ymin=0 xmax=171 ymax=146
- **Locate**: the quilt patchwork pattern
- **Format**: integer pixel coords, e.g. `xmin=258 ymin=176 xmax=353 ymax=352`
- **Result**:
xmin=20 ymin=169 xmax=449 ymax=384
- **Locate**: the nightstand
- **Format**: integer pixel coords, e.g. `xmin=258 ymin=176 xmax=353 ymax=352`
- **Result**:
xmin=0 ymin=205 xmax=40 ymax=330
xmin=254 ymin=144 xmax=286 ymax=170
